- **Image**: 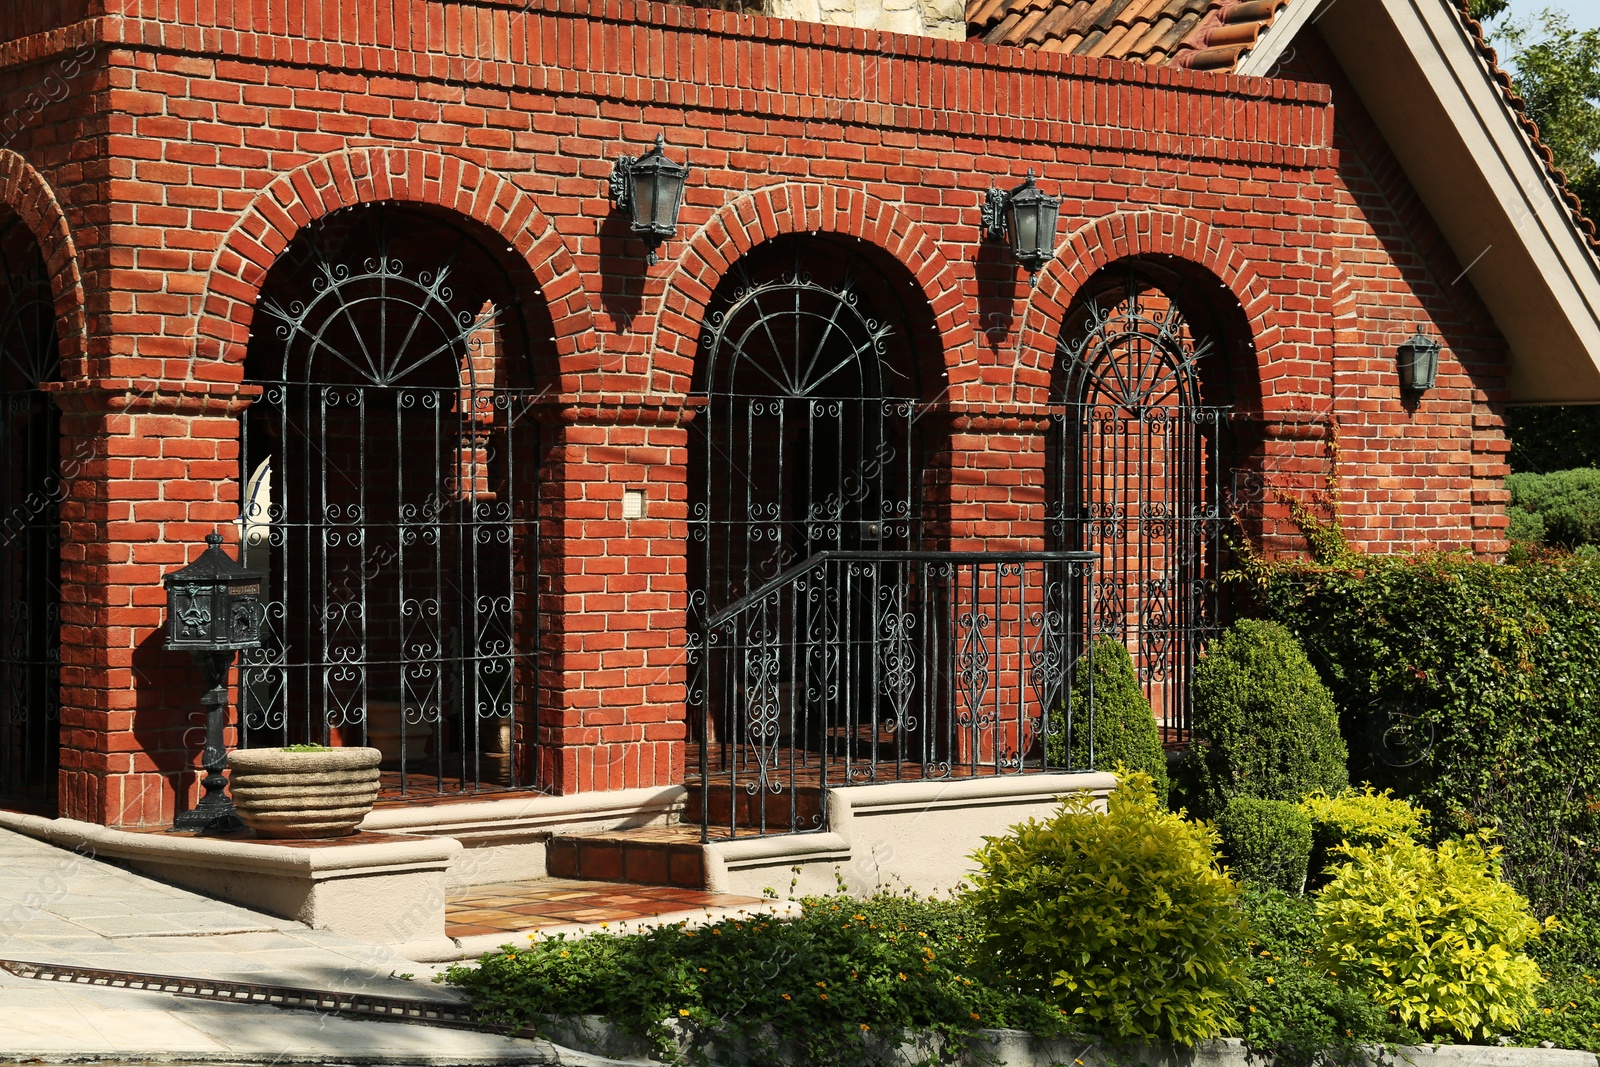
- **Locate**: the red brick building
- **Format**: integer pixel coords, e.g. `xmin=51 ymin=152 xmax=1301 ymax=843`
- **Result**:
xmin=0 ymin=0 xmax=1595 ymax=839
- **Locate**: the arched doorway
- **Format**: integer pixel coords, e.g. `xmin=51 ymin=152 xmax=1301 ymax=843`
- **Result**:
xmin=238 ymin=203 xmax=555 ymax=796
xmin=688 ymin=235 xmax=955 ymax=827
xmin=0 ymin=219 xmax=61 ymax=814
xmin=1048 ymin=259 xmax=1237 ymax=740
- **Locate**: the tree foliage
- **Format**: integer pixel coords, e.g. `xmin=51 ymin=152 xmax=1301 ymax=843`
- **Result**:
xmin=1495 ymin=8 xmax=1600 ymax=219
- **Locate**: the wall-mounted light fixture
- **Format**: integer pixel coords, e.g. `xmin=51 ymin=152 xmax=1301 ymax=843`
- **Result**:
xmin=1396 ymin=329 xmax=1440 ymax=394
xmin=609 ymin=133 xmax=689 ymax=266
xmin=982 ymin=170 xmax=1062 ymax=285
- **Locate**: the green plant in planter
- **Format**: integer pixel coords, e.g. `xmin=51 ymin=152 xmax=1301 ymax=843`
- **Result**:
xmin=964 ymin=771 xmax=1247 ymax=1045
xmin=1298 ymin=787 xmax=1428 ymax=888
xmin=1188 ymin=619 xmax=1348 ymax=818
xmin=1315 ymin=833 xmax=1551 ymax=1041
xmin=1216 ymin=797 xmax=1312 ymax=894
xmin=281 ymin=744 xmax=332 ymax=753
xmin=1045 ymin=636 xmax=1169 ymax=804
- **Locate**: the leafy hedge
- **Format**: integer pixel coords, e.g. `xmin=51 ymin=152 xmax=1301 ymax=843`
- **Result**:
xmin=1316 ymin=834 xmax=1549 ymax=1041
xmin=1260 ymin=554 xmax=1600 ymax=923
xmin=1506 ymin=469 xmax=1600 ymax=549
xmin=441 ymin=892 xmax=1058 ymax=1066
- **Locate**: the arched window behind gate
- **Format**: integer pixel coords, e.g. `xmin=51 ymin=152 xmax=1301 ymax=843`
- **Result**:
xmin=240 ymin=204 xmax=555 ymax=797
xmin=1048 ymin=260 xmax=1236 ymax=741
xmin=689 ymin=235 xmax=948 ymax=808
xmin=0 ymin=221 xmax=60 ymax=814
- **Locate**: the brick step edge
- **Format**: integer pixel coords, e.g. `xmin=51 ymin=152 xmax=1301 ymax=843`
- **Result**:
xmin=546 ymin=834 xmax=705 ymax=888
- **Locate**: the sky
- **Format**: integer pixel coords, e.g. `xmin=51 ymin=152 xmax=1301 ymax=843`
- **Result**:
xmin=1483 ymin=0 xmax=1600 ymax=76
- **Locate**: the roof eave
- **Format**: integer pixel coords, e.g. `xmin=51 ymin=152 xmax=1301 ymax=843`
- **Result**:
xmin=1245 ymin=0 xmax=1600 ymax=403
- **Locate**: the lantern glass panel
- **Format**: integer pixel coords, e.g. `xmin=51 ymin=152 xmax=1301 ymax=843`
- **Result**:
xmin=1010 ymin=200 xmax=1038 ymax=256
xmin=653 ymin=173 xmax=681 ymax=231
xmin=633 ymin=171 xmax=660 ymax=233
xmin=1036 ymin=199 xmax=1060 ymax=260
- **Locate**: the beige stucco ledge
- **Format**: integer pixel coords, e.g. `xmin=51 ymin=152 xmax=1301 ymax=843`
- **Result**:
xmin=0 ymin=809 xmax=459 ymax=946
xmin=705 ymin=771 xmax=1118 ymax=899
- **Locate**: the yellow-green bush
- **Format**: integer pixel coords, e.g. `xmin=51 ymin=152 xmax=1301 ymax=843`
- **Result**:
xmin=1315 ymin=834 xmax=1551 ymax=1041
xmin=1298 ymin=787 xmax=1428 ymax=887
xmin=964 ymin=772 xmax=1247 ymax=1046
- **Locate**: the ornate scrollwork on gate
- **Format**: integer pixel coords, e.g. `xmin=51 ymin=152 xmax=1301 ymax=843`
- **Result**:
xmin=239 ymin=205 xmax=545 ymax=796
xmin=1049 ymin=263 xmax=1234 ymax=738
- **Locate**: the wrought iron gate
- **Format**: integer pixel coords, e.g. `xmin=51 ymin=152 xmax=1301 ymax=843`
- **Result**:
xmin=687 ymin=240 xmax=1099 ymax=837
xmin=1048 ymin=263 xmax=1233 ymax=739
xmin=239 ymin=205 xmax=544 ymax=796
xmin=0 ymin=232 xmax=60 ymax=812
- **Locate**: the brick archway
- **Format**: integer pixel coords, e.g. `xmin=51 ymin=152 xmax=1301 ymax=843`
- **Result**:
xmin=1017 ymin=211 xmax=1307 ymax=414
xmin=0 ymin=151 xmax=85 ymax=370
xmin=648 ymin=183 xmax=973 ymax=396
xmin=192 ymin=147 xmax=595 ymax=389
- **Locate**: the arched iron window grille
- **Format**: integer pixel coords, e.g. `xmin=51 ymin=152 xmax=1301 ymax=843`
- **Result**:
xmin=239 ymin=204 xmax=553 ymax=797
xmin=1047 ymin=261 xmax=1235 ymax=741
xmin=690 ymin=238 xmax=928 ymax=615
xmin=0 ymin=223 xmax=61 ymax=814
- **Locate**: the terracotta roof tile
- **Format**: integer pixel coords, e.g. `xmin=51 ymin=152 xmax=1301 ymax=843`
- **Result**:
xmin=967 ymin=0 xmax=1254 ymax=64
xmin=965 ymin=0 xmax=1596 ymax=252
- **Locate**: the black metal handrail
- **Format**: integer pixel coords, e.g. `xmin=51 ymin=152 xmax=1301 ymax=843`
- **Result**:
xmin=690 ymin=549 xmax=1099 ymax=839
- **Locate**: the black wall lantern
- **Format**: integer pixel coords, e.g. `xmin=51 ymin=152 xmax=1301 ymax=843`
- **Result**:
xmin=1397 ymin=329 xmax=1441 ymax=394
xmin=983 ymin=170 xmax=1062 ymax=285
xmin=609 ymin=133 xmax=690 ymax=266
xmin=164 ymin=532 xmax=265 ymax=832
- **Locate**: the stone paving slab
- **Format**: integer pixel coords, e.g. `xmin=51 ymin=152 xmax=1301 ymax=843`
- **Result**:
xmin=0 ymin=826 xmax=634 ymax=1064
xmin=0 ymin=827 xmax=458 ymax=1002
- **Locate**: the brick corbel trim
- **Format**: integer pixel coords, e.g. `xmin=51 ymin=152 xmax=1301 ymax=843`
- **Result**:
xmin=933 ymin=401 xmax=1054 ymax=432
xmin=1253 ymin=410 xmax=1333 ymax=440
xmin=538 ymin=393 xmax=704 ymax=426
xmin=42 ymin=378 xmax=263 ymax=415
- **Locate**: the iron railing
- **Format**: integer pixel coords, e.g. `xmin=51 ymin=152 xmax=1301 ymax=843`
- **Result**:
xmin=688 ymin=549 xmax=1098 ymax=839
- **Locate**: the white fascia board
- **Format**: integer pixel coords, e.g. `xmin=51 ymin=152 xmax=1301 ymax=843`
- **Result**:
xmin=1247 ymin=0 xmax=1600 ymax=402
xmin=1235 ymin=0 xmax=1332 ymax=78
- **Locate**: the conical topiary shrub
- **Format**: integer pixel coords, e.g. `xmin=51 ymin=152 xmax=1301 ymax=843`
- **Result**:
xmin=1188 ymin=618 xmax=1348 ymax=817
xmin=1046 ymin=636 xmax=1170 ymax=804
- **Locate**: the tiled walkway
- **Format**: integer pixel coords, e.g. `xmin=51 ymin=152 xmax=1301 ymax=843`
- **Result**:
xmin=446 ymin=879 xmax=770 ymax=938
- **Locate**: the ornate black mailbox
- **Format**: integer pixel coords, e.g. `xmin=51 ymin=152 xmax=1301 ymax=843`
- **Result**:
xmin=164 ymin=532 xmax=264 ymax=832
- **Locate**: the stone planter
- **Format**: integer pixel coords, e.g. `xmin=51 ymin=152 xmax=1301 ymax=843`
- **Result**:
xmin=227 ymin=746 xmax=382 ymax=839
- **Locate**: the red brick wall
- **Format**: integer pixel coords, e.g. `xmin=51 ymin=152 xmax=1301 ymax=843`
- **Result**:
xmin=0 ymin=0 xmax=1511 ymax=825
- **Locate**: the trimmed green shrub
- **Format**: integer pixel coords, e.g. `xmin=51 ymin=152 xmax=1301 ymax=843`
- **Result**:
xmin=1232 ymin=886 xmax=1415 ymax=1067
xmin=1315 ymin=834 xmax=1550 ymax=1041
xmin=1506 ymin=504 xmax=1547 ymax=545
xmin=1045 ymin=636 xmax=1169 ymax=804
xmin=1216 ymin=797 xmax=1312 ymax=894
xmin=964 ymin=772 xmax=1247 ymax=1045
xmin=1507 ymin=469 xmax=1600 ymax=549
xmin=1262 ymin=554 xmax=1600 ymax=922
xmin=1298 ymin=787 xmax=1428 ymax=888
xmin=1187 ymin=619 xmax=1349 ymax=817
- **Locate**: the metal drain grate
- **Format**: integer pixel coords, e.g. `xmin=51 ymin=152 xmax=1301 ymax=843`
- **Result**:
xmin=0 ymin=958 xmax=487 ymax=1031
